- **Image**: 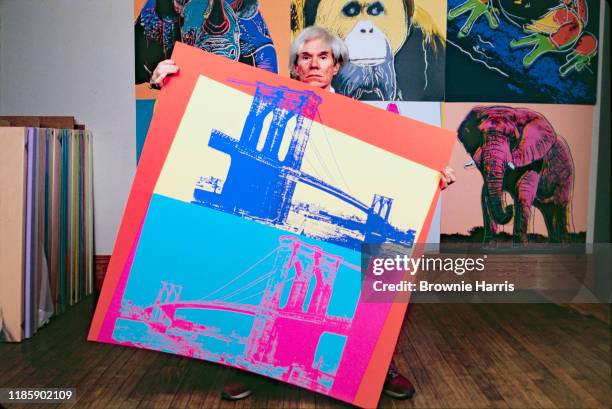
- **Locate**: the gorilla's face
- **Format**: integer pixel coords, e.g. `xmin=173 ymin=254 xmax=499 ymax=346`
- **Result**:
xmin=312 ymin=0 xmax=408 ymax=99
xmin=332 ymin=41 xmax=396 ymax=100
xmin=344 ymin=18 xmax=390 ymax=65
xmin=315 ymin=0 xmax=409 ymax=65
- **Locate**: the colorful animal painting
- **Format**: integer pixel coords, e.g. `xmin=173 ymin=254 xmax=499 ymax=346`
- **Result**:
xmin=457 ymin=106 xmax=574 ymax=243
xmin=135 ymin=0 xmax=278 ymax=83
xmin=134 ymin=0 xmax=282 ymax=161
xmin=441 ymin=103 xmax=593 ymax=243
xmin=292 ymin=0 xmax=446 ymax=101
xmin=446 ymin=0 xmax=600 ymax=104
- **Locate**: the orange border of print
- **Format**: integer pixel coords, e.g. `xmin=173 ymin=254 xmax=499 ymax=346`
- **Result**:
xmin=92 ymin=43 xmax=455 ymax=407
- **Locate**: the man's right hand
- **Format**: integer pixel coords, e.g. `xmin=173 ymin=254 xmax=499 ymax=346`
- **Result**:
xmin=149 ymin=59 xmax=179 ymax=89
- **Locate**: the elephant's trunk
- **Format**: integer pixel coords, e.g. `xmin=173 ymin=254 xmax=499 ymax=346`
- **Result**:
xmin=482 ymin=136 xmax=513 ymax=225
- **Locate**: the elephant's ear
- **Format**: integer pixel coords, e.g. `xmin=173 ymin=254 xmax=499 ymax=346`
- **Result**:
xmin=511 ymin=120 xmax=557 ymax=168
xmin=457 ymin=108 xmax=486 ymax=156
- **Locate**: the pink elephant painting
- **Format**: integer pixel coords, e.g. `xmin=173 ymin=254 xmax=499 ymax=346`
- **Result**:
xmin=457 ymin=106 xmax=574 ymax=243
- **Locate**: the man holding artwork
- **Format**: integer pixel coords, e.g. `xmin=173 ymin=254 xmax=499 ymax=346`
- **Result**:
xmin=147 ymin=25 xmax=455 ymax=402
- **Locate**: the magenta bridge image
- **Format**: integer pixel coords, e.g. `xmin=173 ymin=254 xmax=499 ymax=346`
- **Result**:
xmin=115 ymin=236 xmax=361 ymax=393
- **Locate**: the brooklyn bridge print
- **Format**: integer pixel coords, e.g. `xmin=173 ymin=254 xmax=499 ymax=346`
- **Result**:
xmin=91 ymin=45 xmax=451 ymax=408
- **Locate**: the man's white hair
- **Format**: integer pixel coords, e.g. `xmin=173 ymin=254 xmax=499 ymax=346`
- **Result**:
xmin=289 ymin=26 xmax=349 ymax=77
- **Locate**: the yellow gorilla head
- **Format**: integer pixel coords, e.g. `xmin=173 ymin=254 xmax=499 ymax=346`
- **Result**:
xmin=314 ymin=0 xmax=413 ymax=55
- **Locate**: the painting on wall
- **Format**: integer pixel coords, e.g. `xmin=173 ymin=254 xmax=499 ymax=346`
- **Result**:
xmin=441 ymin=102 xmax=593 ymax=243
xmin=134 ymin=0 xmax=291 ymax=161
xmin=291 ymin=0 xmax=447 ymax=101
xmin=446 ymin=0 xmax=600 ymax=104
xmin=135 ymin=0 xmax=280 ymax=83
xmin=90 ymin=43 xmax=455 ymax=407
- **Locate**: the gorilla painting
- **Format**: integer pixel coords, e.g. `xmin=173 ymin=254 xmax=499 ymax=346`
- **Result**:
xmin=291 ymin=0 xmax=445 ymax=101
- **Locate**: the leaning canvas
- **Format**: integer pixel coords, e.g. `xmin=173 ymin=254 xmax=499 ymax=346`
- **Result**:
xmin=0 ymin=127 xmax=28 ymax=342
xmin=89 ymin=43 xmax=454 ymax=407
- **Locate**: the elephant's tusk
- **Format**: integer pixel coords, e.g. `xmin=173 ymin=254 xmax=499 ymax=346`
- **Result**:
xmin=464 ymin=160 xmax=476 ymax=169
xmin=507 ymin=162 xmax=516 ymax=170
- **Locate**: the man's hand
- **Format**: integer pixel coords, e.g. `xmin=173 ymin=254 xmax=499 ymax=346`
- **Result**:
xmin=440 ymin=166 xmax=456 ymax=190
xmin=149 ymin=59 xmax=179 ymax=90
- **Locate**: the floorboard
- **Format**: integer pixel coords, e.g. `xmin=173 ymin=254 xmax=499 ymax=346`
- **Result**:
xmin=0 ymin=298 xmax=609 ymax=408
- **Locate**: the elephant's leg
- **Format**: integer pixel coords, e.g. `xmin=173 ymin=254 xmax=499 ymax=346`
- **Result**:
xmin=511 ymin=193 xmax=530 ymax=244
xmin=481 ymin=185 xmax=498 ymax=243
xmin=536 ymin=201 xmax=557 ymax=242
xmin=538 ymin=138 xmax=574 ymax=242
xmin=514 ymin=170 xmax=540 ymax=243
xmin=554 ymin=206 xmax=571 ymax=243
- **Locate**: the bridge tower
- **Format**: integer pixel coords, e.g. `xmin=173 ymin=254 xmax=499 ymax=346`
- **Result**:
xmin=151 ymin=282 xmax=182 ymax=324
xmin=242 ymin=236 xmax=343 ymax=366
xmin=239 ymin=83 xmax=321 ymax=169
xmin=370 ymin=194 xmax=393 ymax=221
xmin=364 ymin=194 xmax=394 ymax=243
xmin=196 ymin=83 xmax=322 ymax=224
xmin=155 ymin=281 xmax=183 ymax=304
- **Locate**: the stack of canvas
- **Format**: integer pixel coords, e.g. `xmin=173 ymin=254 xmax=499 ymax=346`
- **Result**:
xmin=0 ymin=122 xmax=94 ymax=342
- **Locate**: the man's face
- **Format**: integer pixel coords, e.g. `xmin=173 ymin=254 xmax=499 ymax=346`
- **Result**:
xmin=295 ymin=38 xmax=340 ymax=90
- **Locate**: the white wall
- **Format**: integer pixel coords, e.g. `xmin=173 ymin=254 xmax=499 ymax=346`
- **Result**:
xmin=0 ymin=0 xmax=136 ymax=254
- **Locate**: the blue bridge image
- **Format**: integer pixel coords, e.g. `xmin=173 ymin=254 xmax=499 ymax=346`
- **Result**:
xmin=193 ymin=82 xmax=415 ymax=249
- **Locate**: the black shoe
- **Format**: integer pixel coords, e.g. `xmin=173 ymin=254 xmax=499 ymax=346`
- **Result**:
xmin=221 ymin=378 xmax=253 ymax=401
xmin=383 ymin=367 xmax=416 ymax=399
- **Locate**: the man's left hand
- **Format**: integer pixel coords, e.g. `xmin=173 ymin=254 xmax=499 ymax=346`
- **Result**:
xmin=440 ymin=166 xmax=456 ymax=190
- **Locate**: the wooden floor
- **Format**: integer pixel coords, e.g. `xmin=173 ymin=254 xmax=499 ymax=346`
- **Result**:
xmin=0 ymin=298 xmax=609 ymax=409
